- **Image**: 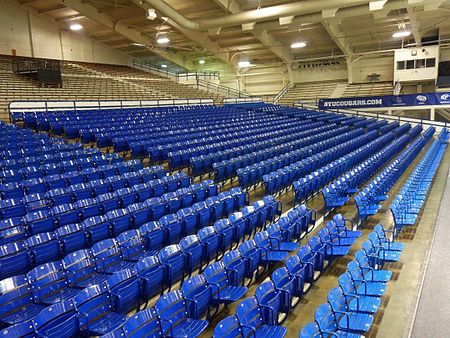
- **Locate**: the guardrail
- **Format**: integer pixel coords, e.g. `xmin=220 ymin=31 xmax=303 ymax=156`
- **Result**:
xmin=132 ymin=60 xmax=220 ymax=82
xmin=293 ymin=100 xmax=449 ymax=132
xmin=196 ymin=79 xmax=249 ymax=98
xmin=9 ymin=98 xmax=215 ymax=122
xmin=223 ymin=97 xmax=263 ymax=104
xmin=273 ymin=82 xmax=292 ymax=104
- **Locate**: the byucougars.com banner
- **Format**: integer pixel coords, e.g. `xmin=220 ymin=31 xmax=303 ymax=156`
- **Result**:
xmin=318 ymin=92 xmax=450 ymax=109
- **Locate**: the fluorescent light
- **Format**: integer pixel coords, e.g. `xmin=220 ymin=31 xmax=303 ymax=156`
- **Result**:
xmin=392 ymin=30 xmax=411 ymax=38
xmin=146 ymin=9 xmax=157 ymax=20
xmin=199 ymin=59 xmax=205 ymax=64
xmin=70 ymin=23 xmax=83 ymax=31
xmin=131 ymin=43 xmax=145 ymax=47
xmin=291 ymin=42 xmax=307 ymax=49
xmin=161 ymin=64 xmax=167 ymax=68
xmin=156 ymin=36 xmax=170 ymax=44
xmin=238 ymin=61 xmax=251 ymax=68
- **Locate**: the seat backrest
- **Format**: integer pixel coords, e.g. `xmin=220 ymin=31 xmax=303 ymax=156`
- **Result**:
xmin=0 ymin=322 xmax=35 ymax=338
xmin=181 ymin=274 xmax=211 ymax=319
xmin=138 ymin=221 xmax=164 ymax=251
xmin=73 ymin=284 xmax=113 ymax=322
xmin=33 ymin=299 xmax=80 ymax=337
xmin=204 ymin=261 xmax=229 ymax=294
xmin=236 ymin=297 xmax=263 ymax=334
xmin=27 ymin=261 xmax=69 ymax=302
xmin=105 ymin=268 xmax=140 ymax=314
xmin=0 ymin=275 xmax=34 ymax=317
xmin=213 ymin=315 xmax=242 ymax=338
xmin=154 ymin=290 xmax=189 ymax=336
xmin=123 ymin=307 xmax=162 ymax=338
xmin=62 ymin=249 xmax=98 ymax=286
xmin=314 ymin=303 xmax=338 ymax=333
xmin=299 ymin=322 xmax=322 ymax=338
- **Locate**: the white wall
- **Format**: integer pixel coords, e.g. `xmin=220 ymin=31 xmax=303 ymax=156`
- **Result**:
xmin=0 ymin=0 xmax=131 ymax=66
xmin=352 ymin=55 xmax=394 ymax=84
xmin=292 ymin=66 xmax=347 ymax=84
xmin=394 ymin=46 xmax=439 ymax=83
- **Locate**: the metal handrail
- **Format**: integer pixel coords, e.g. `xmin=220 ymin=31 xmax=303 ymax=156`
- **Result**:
xmin=132 ymin=60 xmax=220 ymax=81
xmin=196 ymin=79 xmax=249 ymax=98
xmin=273 ymin=82 xmax=292 ymax=104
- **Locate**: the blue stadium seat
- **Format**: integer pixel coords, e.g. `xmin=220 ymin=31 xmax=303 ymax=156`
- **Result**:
xmin=106 ymin=268 xmax=141 ymax=314
xmin=154 ymin=290 xmax=208 ymax=338
xmin=76 ymin=198 xmax=101 ymax=220
xmin=26 ymin=232 xmax=61 ymax=266
xmin=158 ymin=244 xmax=185 ymax=288
xmin=181 ymin=274 xmax=213 ymax=319
xmin=177 ymin=207 xmax=198 ymax=235
xmin=238 ymin=240 xmax=262 ymax=282
xmin=33 ymin=300 xmax=81 ymax=337
xmin=122 ymin=307 xmax=163 ymax=338
xmin=255 ymin=280 xmax=283 ymax=325
xmin=254 ymin=231 xmax=289 ymax=265
xmin=198 ymin=226 xmax=221 ymax=264
xmin=0 ymin=242 xmax=32 ymax=280
xmin=272 ymin=267 xmax=300 ymax=312
xmin=212 ymin=315 xmax=242 ymax=338
xmin=139 ymin=221 xmax=165 ymax=253
xmin=0 ymin=321 xmax=36 ymax=338
xmin=136 ymin=255 xmax=165 ymax=301
xmin=91 ymin=239 xmax=135 ymax=274
xmin=117 ymin=229 xmax=155 ymax=262
xmin=82 ymin=215 xmax=111 ymax=244
xmin=106 ymin=208 xmax=132 ymax=236
xmin=180 ymin=235 xmax=203 ymax=276
xmin=63 ymin=249 xmax=109 ymax=288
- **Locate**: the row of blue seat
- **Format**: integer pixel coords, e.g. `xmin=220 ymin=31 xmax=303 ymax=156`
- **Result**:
xmin=0 ymin=196 xmax=294 ymax=336
xmin=300 ymin=224 xmax=404 ymax=337
xmin=265 ymin=129 xmax=378 ymax=199
xmin=322 ymin=132 xmax=412 ymax=209
xmin=188 ymin=121 xmax=329 ymax=175
xmin=215 ymin=126 xmax=353 ymax=183
xmin=391 ymin=129 xmax=448 ymax=232
xmin=0 ymin=180 xmax=225 ymax=279
xmin=213 ymin=214 xmax=363 ymax=337
xmin=355 ymin=127 xmax=435 ymax=222
xmin=169 ymin=120 xmax=326 ymax=170
xmin=237 ymin=126 xmax=362 ymax=189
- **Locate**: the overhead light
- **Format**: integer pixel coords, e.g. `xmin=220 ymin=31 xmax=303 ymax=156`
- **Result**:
xmin=156 ymin=36 xmax=170 ymax=44
xmin=146 ymin=8 xmax=157 ymax=20
xmin=392 ymin=30 xmax=411 ymax=38
xmin=199 ymin=59 xmax=205 ymax=64
xmin=69 ymin=23 xmax=83 ymax=31
xmin=131 ymin=43 xmax=145 ymax=47
xmin=238 ymin=60 xmax=251 ymax=68
xmin=291 ymin=42 xmax=307 ymax=49
xmin=161 ymin=64 xmax=167 ymax=68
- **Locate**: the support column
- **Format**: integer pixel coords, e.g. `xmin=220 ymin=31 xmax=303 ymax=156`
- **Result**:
xmin=430 ymin=107 xmax=435 ymax=121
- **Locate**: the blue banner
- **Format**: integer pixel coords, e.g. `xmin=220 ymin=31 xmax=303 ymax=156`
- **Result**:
xmin=318 ymin=91 xmax=450 ymax=109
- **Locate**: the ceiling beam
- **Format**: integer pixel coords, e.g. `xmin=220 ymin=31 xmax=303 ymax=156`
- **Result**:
xmin=321 ymin=18 xmax=353 ymax=56
xmin=58 ymin=0 xmax=187 ymax=68
xmin=212 ymin=0 xmax=294 ymax=65
xmin=407 ymin=7 xmax=422 ymax=46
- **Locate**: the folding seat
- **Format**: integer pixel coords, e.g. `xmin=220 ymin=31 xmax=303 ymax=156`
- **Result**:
xmin=47 ymin=187 xmax=73 ymax=206
xmin=214 ymin=218 xmax=234 ymax=254
xmin=332 ymin=214 xmax=361 ymax=238
xmin=61 ymin=160 xmax=78 ymax=173
xmin=133 ymin=183 xmax=152 ymax=202
xmin=105 ymin=175 xmax=127 ymax=192
xmin=0 ymin=241 xmax=32 ymax=279
xmin=0 ymin=182 xmax=25 ymax=200
xmin=56 ymin=223 xmax=88 ymax=254
xmin=254 ymin=231 xmax=289 ymax=266
xmin=327 ymin=287 xmax=374 ymax=332
xmin=297 ymin=245 xmax=321 ymax=283
xmin=255 ymin=281 xmax=283 ymax=325
xmin=317 ymin=228 xmax=351 ymax=257
xmin=339 ymin=271 xmax=386 ymax=298
xmin=176 ymin=207 xmax=198 ymax=235
xmin=154 ymin=289 xmax=208 ymax=337
xmin=236 ymin=297 xmax=288 ymax=338
xmin=179 ymin=235 xmax=203 ymax=276
xmin=354 ymin=250 xmax=392 ymax=282
xmin=242 ymin=206 xmax=261 ymax=236
xmin=33 ymin=299 xmax=81 ymax=337
xmin=325 ymin=221 xmax=358 ymax=247
xmin=122 ymin=307 xmax=163 ymax=338
xmin=115 ymin=188 xmax=137 ymax=208
xmin=212 ymin=315 xmax=244 ymax=338
xmin=24 ymin=210 xmax=52 ymax=239
xmin=21 ymin=166 xmax=41 ymax=180
xmin=91 ymin=239 xmax=135 ymax=274
xmin=314 ymin=303 xmax=362 ymax=338
xmin=24 ymin=192 xmax=49 ymax=213
xmin=145 ymin=197 xmax=166 ymax=221
xmin=0 ymin=223 xmax=28 ymax=246
xmin=136 ymin=255 xmax=166 ymax=301
xmin=123 ymin=171 xmax=142 ymax=187
xmin=106 ymin=209 xmax=132 ymax=236
xmin=329 ymin=285 xmax=380 ymax=316
xmin=206 ymin=196 xmax=224 ymax=222
xmin=229 ymin=212 xmax=249 ymax=245
xmin=73 ymin=284 xmax=127 ymax=336
xmin=365 ymin=236 xmax=401 ymax=263
xmin=26 ymin=232 xmax=61 ymax=266
xmin=266 ymin=223 xmax=299 ymax=252
xmin=175 ymin=172 xmax=191 ymax=189
xmin=105 ymin=268 xmax=142 ymax=314
xmin=149 ymin=179 xmax=165 ymax=198
xmin=159 ymin=244 xmax=185 ymax=288
xmin=62 ymin=249 xmax=108 ymax=288
xmin=45 ymin=174 xmax=67 ymax=190
xmin=181 ymin=274 xmax=213 ymax=319
xmin=192 ymin=201 xmax=211 ymax=229
xmin=177 ymin=187 xmax=195 ymax=209
xmin=76 ymin=198 xmax=101 ymax=220
xmin=198 ymin=226 xmax=221 ymax=265
xmin=117 ymin=229 xmax=155 ymax=262
xmin=51 ymin=203 xmax=81 ymax=227
xmin=81 ymin=215 xmax=110 ymax=244
xmin=162 ymin=192 xmax=181 ymax=214
xmin=272 ymin=267 xmax=301 ymax=312
xmin=308 ymin=236 xmax=330 ymax=270
xmin=23 ymin=178 xmax=47 ymax=195
xmin=160 ymin=214 xmax=183 ymax=244
xmin=27 ymin=261 xmax=80 ymax=305
xmin=0 ymin=321 xmax=36 ymax=337
xmin=139 ymin=221 xmax=165 ymax=253
xmin=161 ymin=176 xmax=178 ymax=193
xmin=125 ymin=202 xmax=148 ymax=228
xmin=373 ymin=224 xmax=404 ymax=251
xmin=190 ymin=183 xmax=207 ymax=203
xmin=0 ymin=198 xmax=26 ymax=219
xmin=92 ymin=155 xmax=108 ymax=167
xmin=229 ymin=187 xmax=247 ymax=211
xmin=0 ymin=275 xmax=45 ymax=326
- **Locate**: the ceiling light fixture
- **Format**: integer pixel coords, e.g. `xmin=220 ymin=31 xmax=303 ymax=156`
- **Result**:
xmin=161 ymin=64 xmax=167 ymax=68
xmin=238 ymin=60 xmax=251 ymax=68
xmin=291 ymin=42 xmax=307 ymax=49
xmin=146 ymin=8 xmax=157 ymax=20
xmin=199 ymin=59 xmax=205 ymax=64
xmin=69 ymin=23 xmax=83 ymax=31
xmin=156 ymin=36 xmax=170 ymax=44
xmin=131 ymin=43 xmax=145 ymax=47
xmin=392 ymin=30 xmax=411 ymax=38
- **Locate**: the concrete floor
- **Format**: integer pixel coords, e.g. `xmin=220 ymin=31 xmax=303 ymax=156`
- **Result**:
xmin=196 ymin=138 xmax=450 ymax=338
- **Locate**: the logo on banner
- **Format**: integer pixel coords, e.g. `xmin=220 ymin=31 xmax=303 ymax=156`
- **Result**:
xmin=441 ymin=94 xmax=450 ymax=101
xmin=416 ymin=95 xmax=427 ymax=102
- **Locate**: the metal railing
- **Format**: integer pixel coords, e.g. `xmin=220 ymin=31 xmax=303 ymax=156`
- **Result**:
xmin=273 ymin=82 xmax=292 ymax=104
xmin=132 ymin=60 xmax=220 ymax=82
xmin=196 ymin=79 xmax=249 ymax=98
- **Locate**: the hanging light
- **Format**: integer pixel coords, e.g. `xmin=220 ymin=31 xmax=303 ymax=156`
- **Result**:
xmin=161 ymin=64 xmax=167 ymax=68
xmin=156 ymin=36 xmax=170 ymax=44
xmin=392 ymin=30 xmax=411 ymax=38
xmin=291 ymin=42 xmax=307 ymax=49
xmin=238 ymin=60 xmax=251 ymax=68
xmin=199 ymin=59 xmax=205 ymax=64
xmin=70 ymin=23 xmax=83 ymax=31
